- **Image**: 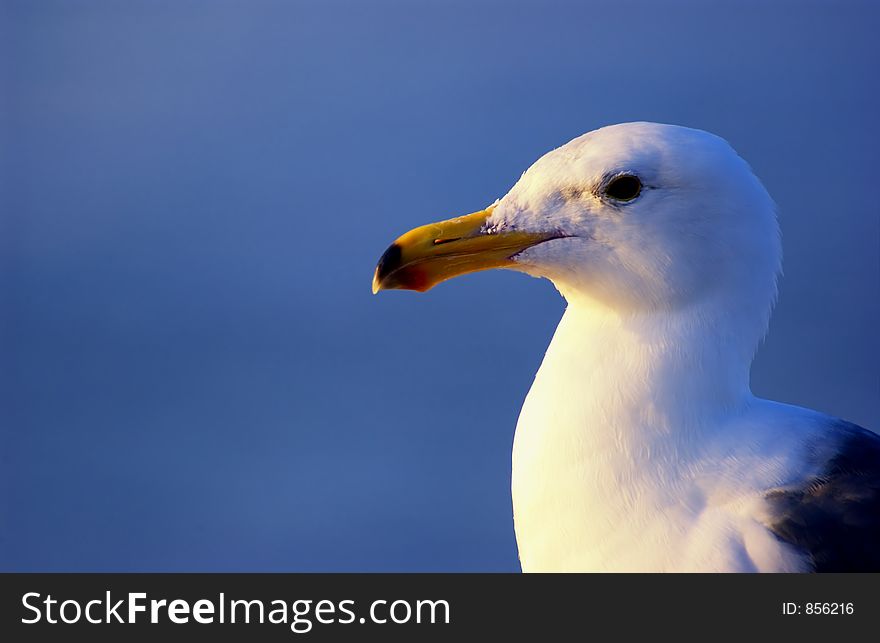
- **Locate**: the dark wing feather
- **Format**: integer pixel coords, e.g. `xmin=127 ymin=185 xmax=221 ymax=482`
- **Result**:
xmin=765 ymin=421 xmax=880 ymax=572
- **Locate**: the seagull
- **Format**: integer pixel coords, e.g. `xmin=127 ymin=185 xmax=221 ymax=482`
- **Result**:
xmin=372 ymin=122 xmax=879 ymax=572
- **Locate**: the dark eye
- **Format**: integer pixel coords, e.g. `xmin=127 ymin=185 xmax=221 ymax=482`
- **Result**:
xmin=604 ymin=175 xmax=642 ymax=202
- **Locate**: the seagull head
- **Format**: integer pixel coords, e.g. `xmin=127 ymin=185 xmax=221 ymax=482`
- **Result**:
xmin=373 ymin=122 xmax=780 ymax=321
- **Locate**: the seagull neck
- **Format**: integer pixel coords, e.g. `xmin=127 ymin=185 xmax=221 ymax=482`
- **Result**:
xmin=545 ymin=294 xmax=757 ymax=433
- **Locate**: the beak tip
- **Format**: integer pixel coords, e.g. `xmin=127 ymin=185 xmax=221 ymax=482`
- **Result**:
xmin=371 ymin=269 xmax=382 ymax=295
xmin=373 ymin=241 xmax=404 ymax=295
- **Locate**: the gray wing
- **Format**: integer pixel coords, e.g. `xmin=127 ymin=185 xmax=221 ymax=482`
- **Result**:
xmin=765 ymin=421 xmax=880 ymax=572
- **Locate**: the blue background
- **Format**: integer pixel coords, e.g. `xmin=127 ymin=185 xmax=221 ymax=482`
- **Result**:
xmin=2 ymin=0 xmax=878 ymax=571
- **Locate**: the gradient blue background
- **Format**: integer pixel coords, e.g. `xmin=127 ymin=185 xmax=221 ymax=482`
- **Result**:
xmin=2 ymin=0 xmax=878 ymax=571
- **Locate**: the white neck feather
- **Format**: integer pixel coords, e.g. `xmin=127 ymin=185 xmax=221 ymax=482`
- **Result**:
xmin=511 ymin=291 xmax=766 ymax=571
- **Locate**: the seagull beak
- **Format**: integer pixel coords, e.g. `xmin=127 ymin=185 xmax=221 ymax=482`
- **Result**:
xmin=372 ymin=206 xmax=559 ymax=293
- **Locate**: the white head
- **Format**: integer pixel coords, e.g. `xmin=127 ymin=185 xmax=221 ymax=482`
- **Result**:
xmin=374 ymin=122 xmax=781 ymax=353
xmin=494 ymin=123 xmax=780 ymax=320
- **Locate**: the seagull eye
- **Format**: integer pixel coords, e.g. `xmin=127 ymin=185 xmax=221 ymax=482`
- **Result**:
xmin=604 ymin=175 xmax=642 ymax=202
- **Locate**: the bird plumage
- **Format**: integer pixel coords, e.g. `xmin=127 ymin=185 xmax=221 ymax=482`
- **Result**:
xmin=374 ymin=122 xmax=878 ymax=572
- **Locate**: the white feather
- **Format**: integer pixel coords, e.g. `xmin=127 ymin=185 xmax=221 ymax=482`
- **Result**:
xmin=488 ymin=123 xmax=824 ymax=571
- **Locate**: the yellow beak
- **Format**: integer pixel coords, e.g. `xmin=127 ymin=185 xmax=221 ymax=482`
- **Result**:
xmin=372 ymin=206 xmax=561 ymax=293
